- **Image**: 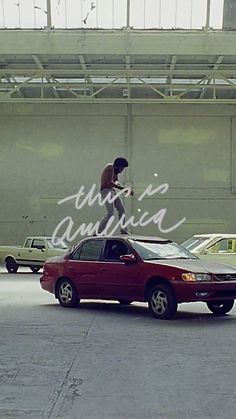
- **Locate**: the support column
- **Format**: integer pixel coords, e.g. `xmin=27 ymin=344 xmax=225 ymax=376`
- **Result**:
xmin=231 ymin=115 xmax=236 ymax=193
xmin=124 ymin=103 xmax=133 ymax=231
xmin=126 ymin=0 xmax=130 ymax=28
xmin=205 ymin=0 xmax=211 ymax=28
xmin=47 ymin=0 xmax=52 ymax=30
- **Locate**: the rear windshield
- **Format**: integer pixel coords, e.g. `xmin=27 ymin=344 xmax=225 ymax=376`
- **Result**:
xmin=47 ymin=238 xmax=69 ymax=249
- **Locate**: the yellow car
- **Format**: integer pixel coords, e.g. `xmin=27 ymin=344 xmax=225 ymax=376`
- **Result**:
xmin=182 ymin=234 xmax=236 ymax=267
xmin=0 ymin=236 xmax=69 ymax=273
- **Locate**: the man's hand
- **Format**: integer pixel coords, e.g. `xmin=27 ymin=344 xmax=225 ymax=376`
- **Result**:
xmin=123 ymin=187 xmax=134 ymax=197
xmin=130 ymin=189 xmax=134 ymax=197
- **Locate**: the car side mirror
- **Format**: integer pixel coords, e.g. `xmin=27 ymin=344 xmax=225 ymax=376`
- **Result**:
xmin=119 ymin=254 xmax=137 ymax=264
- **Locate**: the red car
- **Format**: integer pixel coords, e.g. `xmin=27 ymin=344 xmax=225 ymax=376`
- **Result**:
xmin=40 ymin=235 xmax=236 ymax=319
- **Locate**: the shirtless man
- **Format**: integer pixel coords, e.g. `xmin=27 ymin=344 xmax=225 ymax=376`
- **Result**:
xmin=98 ymin=157 xmax=134 ymax=235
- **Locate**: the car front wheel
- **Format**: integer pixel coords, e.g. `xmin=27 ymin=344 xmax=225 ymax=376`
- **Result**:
xmin=207 ymin=300 xmax=234 ymax=315
xmin=57 ymin=278 xmax=80 ymax=308
xmin=6 ymin=258 xmax=18 ymax=273
xmin=148 ymin=284 xmax=177 ymax=319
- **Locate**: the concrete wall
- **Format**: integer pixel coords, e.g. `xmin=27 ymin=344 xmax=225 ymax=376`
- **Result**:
xmin=1 ymin=102 xmax=236 ymax=245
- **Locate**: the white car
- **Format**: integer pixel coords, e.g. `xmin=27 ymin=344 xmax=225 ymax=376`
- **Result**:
xmin=181 ymin=234 xmax=236 ymax=267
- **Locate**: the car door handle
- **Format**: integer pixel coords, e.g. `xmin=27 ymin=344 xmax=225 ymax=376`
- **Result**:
xmin=68 ymin=267 xmax=74 ymax=270
xmin=100 ymin=268 xmax=107 ymax=272
xmin=29 ymin=250 xmax=33 ymax=252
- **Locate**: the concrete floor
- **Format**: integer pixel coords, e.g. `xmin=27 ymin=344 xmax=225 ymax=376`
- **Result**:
xmin=0 ymin=268 xmax=236 ymax=419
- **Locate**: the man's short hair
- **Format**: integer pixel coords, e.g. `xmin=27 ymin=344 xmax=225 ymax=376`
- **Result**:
xmin=113 ymin=157 xmax=129 ymax=168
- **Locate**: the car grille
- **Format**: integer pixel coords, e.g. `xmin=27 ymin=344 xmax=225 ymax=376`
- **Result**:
xmin=214 ymin=274 xmax=236 ymax=282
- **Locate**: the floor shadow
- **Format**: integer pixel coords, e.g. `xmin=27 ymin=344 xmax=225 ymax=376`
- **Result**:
xmin=0 ymin=272 xmax=41 ymax=275
xmin=39 ymin=300 xmax=236 ymax=325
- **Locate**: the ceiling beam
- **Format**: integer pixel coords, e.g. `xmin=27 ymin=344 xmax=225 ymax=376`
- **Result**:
xmin=165 ymin=55 xmax=177 ymax=96
xmin=32 ymin=54 xmax=60 ymax=98
xmin=1 ymin=31 xmax=236 ymax=56
xmin=0 ymin=97 xmax=235 ymax=104
xmin=1 ymin=81 xmax=235 ymax=90
xmin=1 ymin=69 xmax=236 ymax=77
xmin=125 ymin=55 xmax=131 ymax=98
xmin=199 ymin=55 xmax=224 ymax=98
xmin=79 ymin=54 xmax=93 ymax=95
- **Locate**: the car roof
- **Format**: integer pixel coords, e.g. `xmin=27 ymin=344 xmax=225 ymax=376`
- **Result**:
xmin=191 ymin=234 xmax=236 ymax=238
xmin=82 ymin=235 xmax=170 ymax=242
xmin=28 ymin=236 xmax=58 ymax=239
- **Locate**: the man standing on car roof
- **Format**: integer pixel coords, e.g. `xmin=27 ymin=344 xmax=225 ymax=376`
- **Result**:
xmin=97 ymin=157 xmax=134 ymax=235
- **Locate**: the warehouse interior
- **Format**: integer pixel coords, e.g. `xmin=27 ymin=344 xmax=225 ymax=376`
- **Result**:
xmin=0 ymin=0 xmax=236 ymax=245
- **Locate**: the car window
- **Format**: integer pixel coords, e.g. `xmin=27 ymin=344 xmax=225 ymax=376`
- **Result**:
xmin=24 ymin=238 xmax=32 ymax=248
xmin=207 ymin=239 xmax=236 ymax=254
xmin=104 ymin=240 xmax=129 ymax=261
xmin=32 ymin=239 xmax=45 ymax=249
xmin=181 ymin=237 xmax=210 ymax=251
xmin=72 ymin=240 xmax=104 ymax=261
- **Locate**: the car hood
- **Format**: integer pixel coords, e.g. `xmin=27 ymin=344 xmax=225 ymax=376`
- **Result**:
xmin=147 ymin=258 xmax=236 ymax=273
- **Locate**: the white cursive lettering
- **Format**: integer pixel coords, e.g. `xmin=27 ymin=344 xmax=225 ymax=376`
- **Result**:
xmin=52 ymin=178 xmax=186 ymax=243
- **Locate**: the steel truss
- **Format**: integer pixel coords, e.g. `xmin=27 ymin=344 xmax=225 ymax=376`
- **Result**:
xmin=1 ymin=31 xmax=236 ymax=103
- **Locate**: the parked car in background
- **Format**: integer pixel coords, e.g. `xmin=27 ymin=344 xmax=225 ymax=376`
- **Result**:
xmin=40 ymin=235 xmax=236 ymax=319
xmin=181 ymin=234 xmax=236 ymax=267
xmin=0 ymin=236 xmax=69 ymax=273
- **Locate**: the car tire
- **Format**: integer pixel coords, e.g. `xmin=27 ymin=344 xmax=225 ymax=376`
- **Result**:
xmin=118 ymin=300 xmax=133 ymax=305
xmin=6 ymin=258 xmax=18 ymax=273
xmin=206 ymin=300 xmax=234 ymax=315
xmin=57 ymin=278 xmax=80 ymax=308
xmin=30 ymin=266 xmax=41 ymax=273
xmin=148 ymin=284 xmax=177 ymax=319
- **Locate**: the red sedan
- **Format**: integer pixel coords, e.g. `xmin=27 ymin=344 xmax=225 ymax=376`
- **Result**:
xmin=40 ymin=235 xmax=236 ymax=319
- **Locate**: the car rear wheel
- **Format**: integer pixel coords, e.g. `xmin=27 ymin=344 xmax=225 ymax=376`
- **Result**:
xmin=57 ymin=278 xmax=80 ymax=308
xmin=30 ymin=266 xmax=41 ymax=273
xmin=6 ymin=258 xmax=18 ymax=273
xmin=148 ymin=284 xmax=177 ymax=319
xmin=207 ymin=300 xmax=234 ymax=315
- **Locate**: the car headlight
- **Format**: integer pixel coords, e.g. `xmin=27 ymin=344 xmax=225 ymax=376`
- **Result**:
xmin=182 ymin=273 xmax=212 ymax=282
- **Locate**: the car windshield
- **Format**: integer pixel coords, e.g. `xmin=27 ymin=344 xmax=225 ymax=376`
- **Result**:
xmin=46 ymin=238 xmax=69 ymax=249
xmin=181 ymin=237 xmax=210 ymax=251
xmin=129 ymin=240 xmax=197 ymax=260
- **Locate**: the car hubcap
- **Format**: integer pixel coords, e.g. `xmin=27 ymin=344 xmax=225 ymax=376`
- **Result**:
xmin=9 ymin=262 xmax=15 ymax=272
xmin=151 ymin=290 xmax=168 ymax=314
xmin=59 ymin=282 xmax=73 ymax=304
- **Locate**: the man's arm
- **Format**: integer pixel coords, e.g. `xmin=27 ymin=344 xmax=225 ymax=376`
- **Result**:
xmin=105 ymin=166 xmax=134 ymax=195
xmin=113 ymin=180 xmax=134 ymax=195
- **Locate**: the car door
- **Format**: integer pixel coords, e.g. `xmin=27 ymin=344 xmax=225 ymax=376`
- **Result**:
xmin=98 ymin=239 xmax=143 ymax=300
xmin=30 ymin=239 xmax=46 ymax=264
xmin=65 ymin=238 xmax=105 ymax=298
xmin=14 ymin=238 xmax=33 ymax=265
xmin=18 ymin=238 xmax=45 ymax=265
